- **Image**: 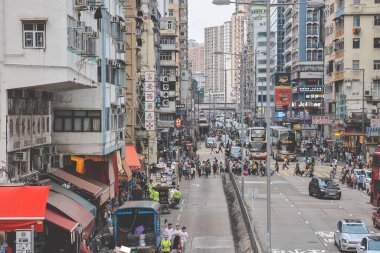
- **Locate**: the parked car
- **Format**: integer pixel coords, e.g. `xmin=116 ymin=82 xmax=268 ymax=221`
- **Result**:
xmin=334 ymin=219 xmax=371 ymax=252
xmin=356 ymin=234 xmax=380 ymax=253
xmin=230 ymin=146 xmax=242 ymax=159
xmin=308 ymin=177 xmax=341 ymax=200
xmin=205 ymin=137 xmax=216 ymax=148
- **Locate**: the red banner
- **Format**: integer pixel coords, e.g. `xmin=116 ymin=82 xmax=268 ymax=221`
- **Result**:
xmin=275 ymin=86 xmax=292 ymax=107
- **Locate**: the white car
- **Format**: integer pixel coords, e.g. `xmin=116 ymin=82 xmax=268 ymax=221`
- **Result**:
xmin=364 ymin=169 xmax=372 ymax=195
xmin=356 ymin=234 xmax=380 ymax=253
xmin=334 ymin=219 xmax=371 ymax=252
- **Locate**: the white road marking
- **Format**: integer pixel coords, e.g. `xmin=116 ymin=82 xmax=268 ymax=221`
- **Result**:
xmin=349 ymin=213 xmax=353 ymax=217
xmin=182 ymin=199 xmax=185 ymax=204
xmin=177 ymin=214 xmax=181 ymax=221
xmin=298 ymin=212 xmax=301 ymax=215
xmin=180 ymin=207 xmax=183 ymax=213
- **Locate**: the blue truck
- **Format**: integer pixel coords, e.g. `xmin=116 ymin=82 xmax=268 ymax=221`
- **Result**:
xmin=114 ymin=200 xmax=161 ymax=253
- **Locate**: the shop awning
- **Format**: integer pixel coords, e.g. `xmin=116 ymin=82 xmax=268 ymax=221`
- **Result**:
xmin=45 ymin=209 xmax=78 ymax=233
xmin=125 ymin=145 xmax=143 ymax=172
xmin=50 ymin=169 xmax=103 ymax=198
xmin=0 ymin=186 xmax=49 ymax=232
xmin=49 ymin=182 xmax=97 ymax=216
xmin=47 ymin=191 xmax=95 ymax=240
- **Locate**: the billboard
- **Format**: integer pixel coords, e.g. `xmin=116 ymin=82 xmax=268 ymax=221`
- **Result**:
xmin=274 ymin=73 xmax=292 ymax=113
xmin=275 ymin=86 xmax=292 ymax=107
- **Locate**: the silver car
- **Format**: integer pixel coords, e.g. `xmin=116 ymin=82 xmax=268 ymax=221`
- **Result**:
xmin=334 ymin=219 xmax=371 ymax=252
xmin=356 ymin=234 xmax=380 ymax=253
xmin=205 ymin=137 xmax=216 ymax=148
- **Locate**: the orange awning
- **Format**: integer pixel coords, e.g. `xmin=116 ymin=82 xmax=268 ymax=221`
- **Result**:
xmin=125 ymin=145 xmax=143 ymax=172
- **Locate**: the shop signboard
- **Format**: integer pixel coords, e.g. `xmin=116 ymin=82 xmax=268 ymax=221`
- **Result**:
xmin=16 ymin=229 xmax=33 ymax=253
xmin=312 ymin=116 xmax=332 ymax=125
xmin=144 ymin=71 xmax=156 ymax=131
xmin=367 ymin=127 xmax=380 ymax=137
xmin=274 ymin=73 xmax=291 ymax=86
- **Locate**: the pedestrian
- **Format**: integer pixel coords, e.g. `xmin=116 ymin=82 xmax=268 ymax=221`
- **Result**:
xmin=282 ymin=160 xmax=289 ymax=170
xmin=164 ymin=223 xmax=174 ymax=241
xmin=212 ymin=162 xmax=218 ymax=177
xmin=219 ymin=161 xmax=225 ymax=174
xmin=160 ymin=234 xmax=172 ymax=253
xmin=180 ymin=226 xmax=189 ymax=252
xmin=210 ymin=144 xmax=215 ymax=154
xmin=275 ymin=160 xmax=279 ymax=173
xmin=218 ymin=143 xmax=223 ymax=154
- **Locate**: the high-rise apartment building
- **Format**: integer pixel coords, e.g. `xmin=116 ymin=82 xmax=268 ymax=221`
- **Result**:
xmin=189 ymin=42 xmax=205 ymax=73
xmin=204 ymin=25 xmax=225 ymax=104
xmin=283 ymin=0 xmax=324 ymax=132
xmin=324 ymin=0 xmax=380 ymax=151
xmin=224 ymin=21 xmax=233 ymax=104
xmin=231 ymin=12 xmax=249 ymax=104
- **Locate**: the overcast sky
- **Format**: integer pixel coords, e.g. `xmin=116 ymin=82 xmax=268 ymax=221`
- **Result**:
xmin=188 ymin=1 xmax=235 ymax=43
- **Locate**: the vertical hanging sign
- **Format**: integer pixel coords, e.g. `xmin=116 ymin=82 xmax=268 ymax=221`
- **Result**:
xmin=145 ymin=72 xmax=156 ymax=131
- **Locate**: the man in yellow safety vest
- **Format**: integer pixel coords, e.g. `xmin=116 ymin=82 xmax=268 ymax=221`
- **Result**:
xmin=161 ymin=235 xmax=171 ymax=252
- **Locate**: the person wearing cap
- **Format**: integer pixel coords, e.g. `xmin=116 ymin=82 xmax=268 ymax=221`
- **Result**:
xmin=161 ymin=234 xmax=172 ymax=252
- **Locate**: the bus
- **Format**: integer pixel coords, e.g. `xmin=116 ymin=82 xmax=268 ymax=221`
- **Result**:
xmin=198 ymin=117 xmax=210 ymax=137
xmin=370 ymin=145 xmax=380 ymax=207
xmin=247 ymin=127 xmax=267 ymax=160
xmin=270 ymin=126 xmax=297 ymax=161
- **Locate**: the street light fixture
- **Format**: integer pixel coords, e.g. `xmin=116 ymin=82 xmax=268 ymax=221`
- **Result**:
xmin=213 ymin=1 xmax=325 ymax=252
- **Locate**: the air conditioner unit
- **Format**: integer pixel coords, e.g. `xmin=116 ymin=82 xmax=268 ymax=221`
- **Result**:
xmin=84 ymin=26 xmax=93 ymax=34
xmin=163 ymin=84 xmax=169 ymax=91
xmin=74 ymin=0 xmax=88 ymax=9
xmin=163 ymin=76 xmax=169 ymax=82
xmin=51 ymin=154 xmax=64 ymax=168
xmin=13 ymin=152 xmax=28 ymax=162
xmin=162 ymin=99 xmax=169 ymax=107
xmin=111 ymin=16 xmax=119 ymax=23
xmin=163 ymin=91 xmax=169 ymax=98
xmin=76 ymin=21 xmax=86 ymax=29
xmin=365 ymin=90 xmax=371 ymax=96
xmin=117 ymin=87 xmax=125 ymax=97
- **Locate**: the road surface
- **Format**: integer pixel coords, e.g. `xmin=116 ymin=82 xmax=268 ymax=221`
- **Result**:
xmin=161 ymin=144 xmax=234 ymax=253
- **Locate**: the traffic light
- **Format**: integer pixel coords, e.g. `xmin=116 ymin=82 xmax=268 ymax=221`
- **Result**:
xmin=175 ymin=118 xmax=182 ymax=128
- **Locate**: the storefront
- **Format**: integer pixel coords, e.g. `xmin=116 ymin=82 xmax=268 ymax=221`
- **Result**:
xmin=0 ymin=186 xmax=49 ymax=252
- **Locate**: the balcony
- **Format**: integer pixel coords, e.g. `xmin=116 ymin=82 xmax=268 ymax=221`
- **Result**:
xmin=160 ymin=43 xmax=177 ymax=51
xmin=335 ymin=29 xmax=344 ymax=39
xmin=160 ymin=60 xmax=176 ymax=66
xmin=334 ymin=72 xmax=344 ymax=81
xmin=335 ymin=50 xmax=344 ymax=58
xmin=336 ymin=7 xmax=345 ymax=18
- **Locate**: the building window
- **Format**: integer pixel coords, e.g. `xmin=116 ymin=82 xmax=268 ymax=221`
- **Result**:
xmin=23 ymin=22 xmax=45 ymax=48
xmin=168 ymin=9 xmax=174 ymax=16
xmin=54 ymin=110 xmax=101 ymax=132
xmin=376 ymin=0 xmax=380 ymax=4
xmin=167 ymin=21 xmax=173 ymax=30
xmin=375 ymin=38 xmax=380 ymax=48
xmin=353 ymin=38 xmax=360 ymax=48
xmin=352 ymin=60 xmax=360 ymax=70
xmin=374 ymin=60 xmax=380 ymax=70
xmin=160 ymin=52 xmax=172 ymax=60
xmin=353 ymin=16 xmax=360 ymax=26
xmin=375 ymin=15 xmax=380 ymax=26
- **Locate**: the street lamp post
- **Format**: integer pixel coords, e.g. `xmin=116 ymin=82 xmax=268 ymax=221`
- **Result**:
xmin=345 ymin=68 xmax=366 ymax=159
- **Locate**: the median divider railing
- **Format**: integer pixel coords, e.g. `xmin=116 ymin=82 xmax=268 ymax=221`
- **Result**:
xmin=226 ymin=171 xmax=263 ymax=253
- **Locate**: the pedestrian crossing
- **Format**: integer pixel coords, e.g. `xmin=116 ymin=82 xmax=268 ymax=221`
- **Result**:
xmin=272 ymin=170 xmax=331 ymax=178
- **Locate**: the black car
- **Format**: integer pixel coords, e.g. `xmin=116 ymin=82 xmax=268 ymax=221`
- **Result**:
xmin=308 ymin=177 xmax=341 ymax=200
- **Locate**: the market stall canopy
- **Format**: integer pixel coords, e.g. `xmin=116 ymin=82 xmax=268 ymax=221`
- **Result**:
xmin=50 ymin=169 xmax=103 ymax=198
xmin=124 ymin=145 xmax=143 ymax=172
xmin=0 ymin=186 xmax=49 ymax=232
xmin=49 ymin=182 xmax=97 ymax=216
xmin=47 ymin=191 xmax=95 ymax=240
xmin=45 ymin=209 xmax=79 ymax=241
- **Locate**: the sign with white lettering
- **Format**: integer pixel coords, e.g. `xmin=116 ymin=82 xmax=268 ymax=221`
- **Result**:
xmin=312 ymin=116 xmax=332 ymax=125
xmin=367 ymin=127 xmax=380 ymax=136
xmin=16 ymin=230 xmax=32 ymax=253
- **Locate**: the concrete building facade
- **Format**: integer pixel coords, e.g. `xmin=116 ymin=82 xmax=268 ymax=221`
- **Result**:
xmin=0 ymin=0 xmax=126 ymax=182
